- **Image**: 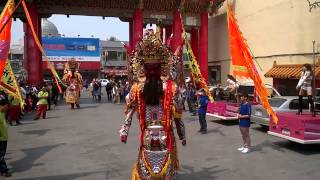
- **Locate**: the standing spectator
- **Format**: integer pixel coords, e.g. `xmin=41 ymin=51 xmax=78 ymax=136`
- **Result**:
xmin=214 ymin=83 xmax=224 ymax=101
xmin=113 ymin=83 xmax=120 ymax=104
xmin=237 ymin=93 xmax=252 ymax=154
xmin=197 ymin=89 xmax=209 ymax=134
xmin=123 ymin=82 xmax=130 ymax=100
xmin=47 ymin=83 xmax=52 ymax=110
xmin=93 ymin=79 xmax=101 ymax=102
xmin=120 ymin=82 xmax=125 ymax=102
xmin=20 ymin=84 xmax=27 ymax=114
xmin=51 ymin=83 xmax=59 ymax=108
xmin=105 ymin=82 xmax=113 ymax=102
xmin=31 ymin=86 xmax=38 ymax=111
xmin=0 ymin=91 xmax=11 ymax=177
xmin=34 ymin=86 xmax=49 ymax=120
xmin=20 ymin=84 xmax=27 ymax=103
xmin=83 ymin=79 xmax=89 ymax=91
xmin=96 ymin=80 xmax=102 ymax=102
xmin=8 ymin=94 xmax=21 ymax=126
xmin=180 ymin=85 xmax=187 ymax=111
xmin=189 ymin=85 xmax=197 ymax=116
xmin=186 ymin=84 xmax=193 ymax=113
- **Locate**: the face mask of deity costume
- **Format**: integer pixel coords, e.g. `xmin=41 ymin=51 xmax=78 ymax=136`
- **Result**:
xmin=119 ymin=29 xmax=186 ymax=179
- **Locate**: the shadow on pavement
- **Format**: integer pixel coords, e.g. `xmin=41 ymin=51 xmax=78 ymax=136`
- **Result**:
xmin=206 ymin=127 xmax=225 ymax=136
xmin=271 ymin=141 xmax=320 ymax=155
xmin=252 ymin=140 xmax=286 ymax=153
xmin=79 ymin=105 xmax=98 ymax=109
xmin=251 ymin=126 xmax=269 ymax=133
xmin=253 ymin=140 xmax=320 ymax=155
xmin=10 ymin=144 xmax=64 ymax=173
xmin=210 ymin=120 xmax=238 ymax=126
xmin=15 ymin=171 xmax=105 ymax=180
xmin=177 ymin=165 xmax=228 ymax=180
xmin=19 ymin=129 xmax=52 ymax=136
xmin=45 ymin=116 xmax=61 ymax=119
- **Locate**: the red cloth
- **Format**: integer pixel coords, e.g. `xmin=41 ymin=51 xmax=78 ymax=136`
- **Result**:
xmin=8 ymin=105 xmax=21 ymax=123
xmin=35 ymin=104 xmax=47 ymax=119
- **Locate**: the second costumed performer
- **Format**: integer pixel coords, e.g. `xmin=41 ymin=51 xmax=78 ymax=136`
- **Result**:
xmin=119 ymin=29 xmax=186 ymax=180
xmin=62 ymin=58 xmax=83 ymax=109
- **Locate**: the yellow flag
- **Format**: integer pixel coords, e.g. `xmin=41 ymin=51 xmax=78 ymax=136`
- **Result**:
xmin=0 ymin=60 xmax=24 ymax=108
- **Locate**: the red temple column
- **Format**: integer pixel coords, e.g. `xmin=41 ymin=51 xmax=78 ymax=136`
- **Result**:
xmin=171 ymin=10 xmax=182 ymax=52
xmin=24 ymin=2 xmax=43 ymax=86
xmin=199 ymin=11 xmax=209 ymax=82
xmin=133 ymin=8 xmax=143 ymax=48
xmin=191 ymin=28 xmax=199 ymax=61
xmin=129 ymin=18 xmax=133 ymax=52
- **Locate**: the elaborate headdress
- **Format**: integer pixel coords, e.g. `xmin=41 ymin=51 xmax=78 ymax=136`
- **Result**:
xmin=64 ymin=58 xmax=79 ymax=74
xmin=129 ymin=29 xmax=179 ymax=82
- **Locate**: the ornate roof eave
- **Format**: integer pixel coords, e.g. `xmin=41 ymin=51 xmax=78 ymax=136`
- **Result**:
xmin=265 ymin=61 xmax=320 ymax=79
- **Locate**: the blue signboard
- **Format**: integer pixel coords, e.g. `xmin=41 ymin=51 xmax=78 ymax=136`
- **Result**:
xmin=42 ymin=37 xmax=100 ymax=61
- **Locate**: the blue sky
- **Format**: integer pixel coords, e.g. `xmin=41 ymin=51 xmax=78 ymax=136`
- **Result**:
xmin=11 ymin=15 xmax=129 ymax=44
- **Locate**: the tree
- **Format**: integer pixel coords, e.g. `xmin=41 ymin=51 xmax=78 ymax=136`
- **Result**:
xmin=108 ymin=36 xmax=118 ymax=41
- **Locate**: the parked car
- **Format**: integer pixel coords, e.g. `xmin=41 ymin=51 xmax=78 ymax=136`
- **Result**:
xmin=251 ymin=96 xmax=310 ymax=127
xmin=100 ymin=79 xmax=110 ymax=87
xmin=208 ymin=83 xmax=281 ymax=102
xmin=237 ymin=83 xmax=281 ymax=98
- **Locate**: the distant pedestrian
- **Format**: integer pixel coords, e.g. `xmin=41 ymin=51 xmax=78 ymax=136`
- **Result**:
xmin=34 ymin=86 xmax=49 ymax=120
xmin=0 ymin=91 xmax=12 ymax=177
xmin=113 ymin=83 xmax=120 ymax=104
xmin=237 ymin=93 xmax=251 ymax=154
xmin=51 ymin=83 xmax=59 ymax=108
xmin=106 ymin=82 xmax=113 ymax=101
xmin=197 ymin=89 xmax=209 ymax=134
xmin=93 ymin=80 xmax=101 ymax=102
xmin=47 ymin=83 xmax=52 ymax=110
xmin=190 ymin=85 xmax=197 ymax=116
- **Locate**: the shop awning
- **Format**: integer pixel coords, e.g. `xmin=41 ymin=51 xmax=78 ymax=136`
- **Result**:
xmin=265 ymin=61 xmax=320 ymax=79
xmin=104 ymin=69 xmax=128 ymax=76
xmin=43 ymin=61 xmax=100 ymax=71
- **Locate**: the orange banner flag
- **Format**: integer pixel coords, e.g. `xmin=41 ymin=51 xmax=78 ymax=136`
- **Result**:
xmin=227 ymin=3 xmax=279 ymax=124
xmin=0 ymin=0 xmax=14 ymax=79
xmin=21 ymin=0 xmax=62 ymax=94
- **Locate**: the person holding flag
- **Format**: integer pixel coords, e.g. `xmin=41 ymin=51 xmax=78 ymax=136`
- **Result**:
xmin=8 ymin=94 xmax=22 ymax=126
xmin=0 ymin=91 xmax=11 ymax=177
xmin=34 ymin=86 xmax=49 ymax=120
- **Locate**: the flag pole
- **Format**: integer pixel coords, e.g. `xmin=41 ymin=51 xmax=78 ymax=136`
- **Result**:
xmin=313 ymin=40 xmax=317 ymax=116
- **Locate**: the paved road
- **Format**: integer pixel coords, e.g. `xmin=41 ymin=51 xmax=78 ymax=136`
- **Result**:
xmin=5 ymin=93 xmax=320 ymax=180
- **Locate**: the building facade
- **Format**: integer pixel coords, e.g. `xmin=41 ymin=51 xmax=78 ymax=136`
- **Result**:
xmin=100 ymin=40 xmax=128 ymax=79
xmin=209 ymin=0 xmax=320 ymax=91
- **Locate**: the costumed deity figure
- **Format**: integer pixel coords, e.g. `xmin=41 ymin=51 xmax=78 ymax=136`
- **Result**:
xmin=119 ymin=29 xmax=186 ymax=180
xmin=62 ymin=58 xmax=83 ymax=109
xmin=296 ymin=63 xmax=315 ymax=116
